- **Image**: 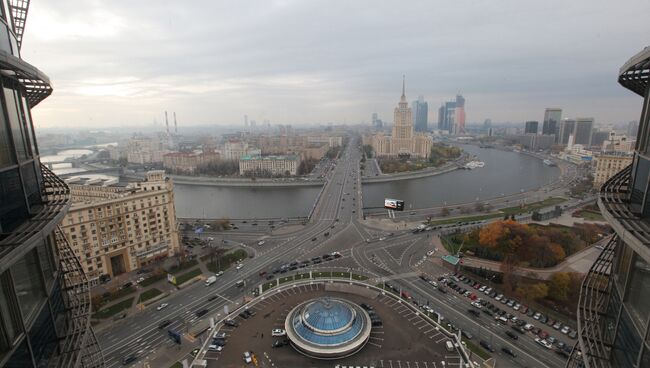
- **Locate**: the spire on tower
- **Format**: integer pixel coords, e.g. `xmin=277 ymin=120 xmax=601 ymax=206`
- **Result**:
xmin=401 ymin=75 xmax=406 ymax=101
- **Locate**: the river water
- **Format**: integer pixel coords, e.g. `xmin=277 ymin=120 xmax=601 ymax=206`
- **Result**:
xmin=173 ymin=145 xmax=560 ymax=219
xmin=362 ymin=144 xmax=560 ymax=210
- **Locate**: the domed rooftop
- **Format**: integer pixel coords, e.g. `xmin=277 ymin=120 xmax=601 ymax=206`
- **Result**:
xmin=285 ymin=297 xmax=372 ymax=359
xmin=302 ymin=298 xmax=355 ymax=333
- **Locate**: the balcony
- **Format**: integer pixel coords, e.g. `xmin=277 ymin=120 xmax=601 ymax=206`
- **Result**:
xmin=50 ymin=227 xmax=104 ymax=368
xmin=568 ymin=235 xmax=617 ymax=368
xmin=598 ymin=164 xmax=650 ymax=261
xmin=0 ymin=164 xmax=70 ymax=262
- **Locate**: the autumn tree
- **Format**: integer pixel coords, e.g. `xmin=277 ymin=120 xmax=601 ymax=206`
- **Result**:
xmin=517 ymin=282 xmax=548 ymax=301
xmin=548 ymin=272 xmax=571 ymax=301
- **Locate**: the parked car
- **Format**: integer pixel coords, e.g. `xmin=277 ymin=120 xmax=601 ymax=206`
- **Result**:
xmin=505 ymin=330 xmax=519 ymax=340
xmin=502 ymin=347 xmax=517 ymax=357
xmin=480 ymin=340 xmax=495 ymax=352
xmin=243 ymin=351 xmax=252 ymax=363
xmin=156 ymin=303 xmax=169 ymax=311
xmin=561 ymin=325 xmax=571 ymax=335
xmin=272 ymin=328 xmax=286 ymax=337
xmin=224 ymin=319 xmax=239 ymax=327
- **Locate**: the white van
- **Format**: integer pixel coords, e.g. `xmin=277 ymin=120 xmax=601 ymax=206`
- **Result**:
xmin=235 ymin=280 xmax=245 ymax=288
xmin=446 ymin=340 xmax=454 ymax=352
xmin=205 ymin=276 xmax=217 ymax=286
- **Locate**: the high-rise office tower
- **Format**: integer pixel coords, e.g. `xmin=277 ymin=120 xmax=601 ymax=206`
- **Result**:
xmin=574 ymin=117 xmax=595 ymax=146
xmin=411 ymin=96 xmax=428 ymax=132
xmin=524 ymin=121 xmax=539 ymax=134
xmin=455 ymin=94 xmax=466 ymax=134
xmin=437 ymin=99 xmax=457 ymax=134
xmin=559 ymin=118 xmax=576 ymax=145
xmin=567 ymin=46 xmax=650 ymax=368
xmin=0 ymin=2 xmax=103 ymax=367
xmin=627 ymin=120 xmax=639 ymax=137
xmin=542 ymin=108 xmax=562 ymax=140
xmin=483 ymin=119 xmax=492 ymax=130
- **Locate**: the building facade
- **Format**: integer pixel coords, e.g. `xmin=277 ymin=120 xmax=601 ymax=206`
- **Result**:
xmin=412 ymin=95 xmax=428 ymax=132
xmin=567 ymin=47 xmax=650 ymax=368
xmin=574 ymin=118 xmax=595 ymax=146
xmin=238 ymin=155 xmax=300 ymax=176
xmin=525 ymin=121 xmax=539 ymax=134
xmin=542 ymin=108 xmax=562 ymax=139
xmin=59 ymin=171 xmax=180 ymax=282
xmin=371 ymin=78 xmax=433 ymax=158
xmin=593 ymin=152 xmax=633 ymax=189
xmin=559 ymin=118 xmax=576 ymax=145
xmin=0 ymin=2 xmax=103 ymax=366
xmin=162 ymin=150 xmax=220 ymax=174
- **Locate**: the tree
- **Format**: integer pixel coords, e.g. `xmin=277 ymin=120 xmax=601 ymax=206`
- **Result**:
xmin=518 ymin=282 xmax=548 ymax=301
xmin=441 ymin=206 xmax=450 ymax=217
xmin=475 ymin=202 xmax=485 ymax=212
xmin=548 ymin=272 xmax=571 ymax=301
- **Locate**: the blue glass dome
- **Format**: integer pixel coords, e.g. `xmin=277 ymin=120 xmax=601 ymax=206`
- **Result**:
xmin=302 ymin=299 xmax=355 ymax=333
xmin=287 ymin=298 xmax=370 ymax=351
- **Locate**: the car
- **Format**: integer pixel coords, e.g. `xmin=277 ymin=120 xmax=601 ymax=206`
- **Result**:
xmin=156 ymin=303 xmax=169 ymax=311
xmin=401 ymin=291 xmax=412 ymax=299
xmin=539 ymin=314 xmax=548 ymax=324
xmin=331 ymin=252 xmax=342 ymax=258
xmin=561 ymin=325 xmax=571 ymax=335
xmin=158 ymin=320 xmax=172 ymax=329
xmin=468 ymin=309 xmax=481 ymax=317
xmin=520 ymin=305 xmax=529 ymax=314
xmin=478 ymin=285 xmax=486 ymax=292
xmin=505 ymin=330 xmax=519 ymax=340
xmin=208 ymin=295 xmax=219 ymax=301
xmin=122 ymin=355 xmax=138 ymax=365
xmin=360 ymin=303 xmax=374 ymax=311
xmin=135 ymin=277 xmax=145 ymax=284
xmin=429 ymin=280 xmax=438 ymax=287
xmin=224 ymin=319 xmax=239 ymax=327
xmin=208 ymin=344 xmax=223 ymax=352
xmin=244 ymin=309 xmax=256 ymax=317
xmin=512 ymin=325 xmax=526 ymax=334
xmin=238 ymin=311 xmax=250 ymax=319
xmin=535 ymin=338 xmax=553 ymax=349
xmin=243 ymin=351 xmax=252 ymax=363
xmin=548 ymin=336 xmax=557 ymax=344
xmin=195 ymin=308 xmax=209 ymax=317
xmin=272 ymin=339 xmax=290 ymax=348
xmin=461 ymin=330 xmax=473 ymax=339
xmin=190 ymin=348 xmax=200 ymax=357
xmin=502 ymin=347 xmax=517 ymax=357
xmin=215 ymin=271 xmax=224 ymax=277
xmin=480 ymin=340 xmax=495 ymax=352
xmin=513 ymin=303 xmax=521 ymax=311
xmin=539 ymin=330 xmax=550 ymax=339
xmin=553 ymin=321 xmax=563 ymax=330
xmin=568 ymin=330 xmax=578 ymax=339
xmin=311 ymin=237 xmax=317 ymax=241
xmin=257 ymin=240 xmax=266 ymax=246
xmin=495 ymin=294 xmax=504 ymax=301
xmin=547 ymin=318 xmax=556 ymax=327
xmin=266 ymin=274 xmax=275 ymax=280
xmin=272 ymin=328 xmax=286 ymax=337
xmin=483 ymin=287 xmax=492 ymax=295
xmin=533 ymin=312 xmax=542 ymax=320
xmin=236 ymin=263 xmax=244 ymax=270
xmin=437 ymin=286 xmax=447 ymax=294
xmin=426 ymin=250 xmax=435 ymax=256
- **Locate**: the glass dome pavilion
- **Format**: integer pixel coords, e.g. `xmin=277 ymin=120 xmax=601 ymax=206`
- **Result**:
xmin=285 ymin=297 xmax=372 ymax=359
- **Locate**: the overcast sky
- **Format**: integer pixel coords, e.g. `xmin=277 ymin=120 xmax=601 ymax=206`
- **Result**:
xmin=22 ymin=0 xmax=650 ymax=129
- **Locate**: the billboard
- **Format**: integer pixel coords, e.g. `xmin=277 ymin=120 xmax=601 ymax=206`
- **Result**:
xmin=384 ymin=198 xmax=405 ymax=211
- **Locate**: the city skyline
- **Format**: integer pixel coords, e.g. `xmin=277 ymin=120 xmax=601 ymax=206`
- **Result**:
xmin=21 ymin=0 xmax=649 ymax=129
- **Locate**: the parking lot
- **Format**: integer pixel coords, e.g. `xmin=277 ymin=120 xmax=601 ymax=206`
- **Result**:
xmin=204 ymin=283 xmax=462 ymax=368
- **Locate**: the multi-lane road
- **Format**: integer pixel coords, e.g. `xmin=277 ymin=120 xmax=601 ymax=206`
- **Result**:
xmin=97 ymin=137 xmax=572 ymax=368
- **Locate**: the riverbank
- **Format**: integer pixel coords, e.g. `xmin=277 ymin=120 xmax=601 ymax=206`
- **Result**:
xmin=170 ymin=174 xmax=324 ymax=187
xmin=361 ymin=161 xmax=461 ymax=183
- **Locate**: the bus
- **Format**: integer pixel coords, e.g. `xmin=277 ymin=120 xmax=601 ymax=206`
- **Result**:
xmin=384 ymin=198 xmax=405 ymax=211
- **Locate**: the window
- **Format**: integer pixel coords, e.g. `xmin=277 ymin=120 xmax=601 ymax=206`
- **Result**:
xmin=0 ymin=168 xmax=28 ymax=232
xmin=0 ymin=271 xmax=23 ymax=353
xmin=11 ymin=249 xmax=45 ymax=322
xmin=3 ymin=83 xmax=29 ymax=161
xmin=626 ymin=254 xmax=650 ymax=328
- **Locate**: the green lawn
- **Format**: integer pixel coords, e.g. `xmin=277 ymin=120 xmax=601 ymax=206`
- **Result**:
xmin=169 ymin=362 xmax=182 ymax=368
xmin=428 ymin=213 xmax=502 ymax=226
xmin=313 ymin=271 xmax=332 ymax=278
xmin=578 ymin=210 xmax=604 ymax=221
xmin=262 ymin=281 xmax=277 ymax=291
xmin=332 ymin=271 xmax=350 ymax=278
xmin=102 ymin=286 xmax=136 ymax=304
xmin=92 ymin=298 xmax=134 ymax=319
xmin=168 ymin=260 xmax=199 ymax=275
xmin=500 ymin=196 xmax=566 ymax=215
xmin=206 ymin=249 xmax=248 ymax=273
xmin=174 ymin=268 xmax=202 ymax=285
xmin=139 ymin=288 xmax=163 ymax=303
xmin=463 ymin=339 xmax=491 ymax=360
xmin=352 ymin=274 xmax=368 ymax=281
xmin=139 ymin=273 xmax=166 ymax=287
xmin=279 ymin=276 xmax=293 ymax=284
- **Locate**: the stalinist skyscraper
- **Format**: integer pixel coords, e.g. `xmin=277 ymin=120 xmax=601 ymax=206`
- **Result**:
xmin=371 ymin=76 xmax=433 ymax=158
xmin=391 ymin=76 xmax=415 ymax=154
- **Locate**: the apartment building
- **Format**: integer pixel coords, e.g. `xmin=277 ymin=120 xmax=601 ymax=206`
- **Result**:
xmin=60 ymin=171 xmax=180 ymax=283
xmin=239 ymin=155 xmax=300 ymax=176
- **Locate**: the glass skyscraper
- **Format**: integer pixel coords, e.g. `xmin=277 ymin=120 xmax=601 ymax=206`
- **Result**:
xmin=568 ymin=46 xmax=650 ymax=368
xmin=0 ymin=1 xmax=103 ymax=367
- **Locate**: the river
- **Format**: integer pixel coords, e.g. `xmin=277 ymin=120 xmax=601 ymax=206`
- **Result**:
xmin=173 ymin=145 xmax=560 ymax=219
